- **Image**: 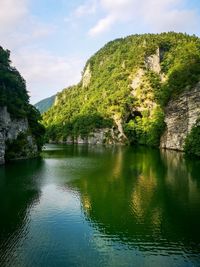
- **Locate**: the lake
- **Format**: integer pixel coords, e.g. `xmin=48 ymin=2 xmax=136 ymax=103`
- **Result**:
xmin=0 ymin=144 xmax=200 ymax=267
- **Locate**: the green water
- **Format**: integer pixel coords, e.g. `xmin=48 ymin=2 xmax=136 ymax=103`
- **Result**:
xmin=0 ymin=145 xmax=200 ymax=267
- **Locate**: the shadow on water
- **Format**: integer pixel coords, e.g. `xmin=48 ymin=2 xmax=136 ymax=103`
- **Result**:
xmin=0 ymin=158 xmax=44 ymax=265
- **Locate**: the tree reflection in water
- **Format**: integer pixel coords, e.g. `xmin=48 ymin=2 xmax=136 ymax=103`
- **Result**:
xmin=69 ymin=147 xmax=200 ymax=257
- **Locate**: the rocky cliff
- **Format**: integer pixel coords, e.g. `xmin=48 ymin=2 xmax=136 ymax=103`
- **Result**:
xmin=0 ymin=107 xmax=38 ymax=164
xmin=160 ymin=83 xmax=200 ymax=151
xmin=0 ymin=46 xmax=45 ymax=164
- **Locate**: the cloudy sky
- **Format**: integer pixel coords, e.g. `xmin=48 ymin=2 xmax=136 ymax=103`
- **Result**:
xmin=1 ymin=0 xmax=200 ymax=103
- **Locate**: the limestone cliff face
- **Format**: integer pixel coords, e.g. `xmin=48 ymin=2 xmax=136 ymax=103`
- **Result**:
xmin=131 ymin=52 xmax=200 ymax=152
xmin=0 ymin=107 xmax=38 ymax=164
xmin=75 ymin=129 xmax=111 ymax=145
xmin=160 ymin=83 xmax=200 ymax=151
xmin=145 ymin=48 xmax=161 ymax=74
xmin=54 ymin=127 xmax=126 ymax=145
xmin=82 ymin=64 xmax=92 ymax=88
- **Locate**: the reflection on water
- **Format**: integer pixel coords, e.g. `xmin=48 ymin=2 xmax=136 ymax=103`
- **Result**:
xmin=0 ymin=144 xmax=200 ymax=267
xmin=0 ymin=159 xmax=43 ymax=266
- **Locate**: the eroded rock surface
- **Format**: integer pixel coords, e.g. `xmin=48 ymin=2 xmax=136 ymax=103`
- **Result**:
xmin=0 ymin=107 xmax=38 ymax=164
xmin=160 ymin=83 xmax=200 ymax=150
xmin=82 ymin=64 xmax=92 ymax=88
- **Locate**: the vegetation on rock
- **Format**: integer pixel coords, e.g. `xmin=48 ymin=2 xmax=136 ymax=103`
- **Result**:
xmin=42 ymin=32 xmax=200 ymax=152
xmin=184 ymin=119 xmax=200 ymax=157
xmin=0 ymin=46 xmax=45 ymax=154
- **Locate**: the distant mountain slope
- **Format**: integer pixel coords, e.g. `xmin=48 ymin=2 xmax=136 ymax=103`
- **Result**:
xmin=35 ymin=95 xmax=55 ymax=113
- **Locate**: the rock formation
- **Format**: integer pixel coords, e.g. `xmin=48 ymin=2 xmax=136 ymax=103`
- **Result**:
xmin=0 ymin=107 xmax=38 ymax=164
xmin=160 ymin=83 xmax=200 ymax=151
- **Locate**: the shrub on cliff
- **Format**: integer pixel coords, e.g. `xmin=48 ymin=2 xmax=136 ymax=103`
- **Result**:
xmin=184 ymin=119 xmax=200 ymax=157
xmin=0 ymin=46 xmax=45 ymax=152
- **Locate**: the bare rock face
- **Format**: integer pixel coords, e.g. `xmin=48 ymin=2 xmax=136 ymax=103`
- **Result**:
xmin=145 ymin=48 xmax=161 ymax=74
xmin=0 ymin=106 xmax=38 ymax=164
xmin=88 ymin=130 xmax=108 ymax=145
xmin=113 ymin=114 xmax=128 ymax=143
xmin=73 ymin=130 xmax=108 ymax=145
xmin=64 ymin=127 xmax=127 ymax=146
xmin=82 ymin=64 xmax=92 ymax=88
xmin=54 ymin=95 xmax=59 ymax=106
xmin=160 ymin=83 xmax=200 ymax=151
xmin=131 ymin=69 xmax=145 ymax=92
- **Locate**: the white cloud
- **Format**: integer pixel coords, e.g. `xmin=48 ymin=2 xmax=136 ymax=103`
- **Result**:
xmin=0 ymin=0 xmax=77 ymax=103
xmin=140 ymin=1 xmax=198 ymax=33
xmin=101 ymin=0 xmax=135 ymax=16
xmin=89 ymin=14 xmax=115 ymax=36
xmin=87 ymin=0 xmax=199 ymax=36
xmin=11 ymin=49 xmax=85 ymax=103
xmin=64 ymin=0 xmax=98 ymax=26
xmin=0 ymin=0 xmax=55 ymax=50
xmin=74 ymin=0 xmax=98 ymax=17
xmin=0 ymin=0 xmax=28 ymax=32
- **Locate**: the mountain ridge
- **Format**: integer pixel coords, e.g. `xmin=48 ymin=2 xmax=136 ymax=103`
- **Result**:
xmin=35 ymin=95 xmax=56 ymax=114
xmin=42 ymin=32 xmax=200 ymax=157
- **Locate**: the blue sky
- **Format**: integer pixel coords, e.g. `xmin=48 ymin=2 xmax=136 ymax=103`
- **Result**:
xmin=0 ymin=0 xmax=200 ymax=103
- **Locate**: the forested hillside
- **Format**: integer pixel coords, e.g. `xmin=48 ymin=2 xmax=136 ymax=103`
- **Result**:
xmin=35 ymin=95 xmax=56 ymax=114
xmin=0 ymin=46 xmax=45 ymax=162
xmin=42 ymin=32 xmax=200 ymax=156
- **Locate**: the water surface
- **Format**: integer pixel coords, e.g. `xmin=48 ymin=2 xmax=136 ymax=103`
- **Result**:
xmin=0 ymin=145 xmax=200 ymax=267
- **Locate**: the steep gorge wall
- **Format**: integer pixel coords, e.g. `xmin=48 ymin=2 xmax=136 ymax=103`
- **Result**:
xmin=160 ymin=83 xmax=200 ymax=151
xmin=0 ymin=107 xmax=38 ymax=164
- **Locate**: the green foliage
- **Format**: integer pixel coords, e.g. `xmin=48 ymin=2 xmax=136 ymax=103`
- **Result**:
xmin=0 ymin=47 xmax=29 ymax=117
xmin=43 ymin=32 xmax=200 ymax=150
xmin=5 ymin=133 xmax=30 ymax=160
xmin=27 ymin=105 xmax=46 ymax=150
xmin=184 ymin=119 xmax=200 ymax=157
xmin=45 ymin=114 xmax=113 ymax=142
xmin=124 ymin=107 xmax=165 ymax=146
xmin=72 ymin=114 xmax=113 ymax=137
xmin=159 ymin=42 xmax=200 ymax=105
xmin=0 ymin=46 xmax=45 ymax=152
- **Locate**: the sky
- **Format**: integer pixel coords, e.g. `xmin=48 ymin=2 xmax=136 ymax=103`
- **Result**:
xmin=0 ymin=0 xmax=200 ymax=104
